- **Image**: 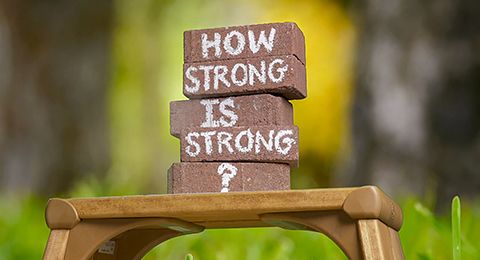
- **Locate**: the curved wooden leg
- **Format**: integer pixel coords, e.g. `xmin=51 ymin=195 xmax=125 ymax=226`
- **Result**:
xmin=91 ymin=229 xmax=183 ymax=260
xmin=261 ymin=211 xmax=362 ymax=260
xmin=63 ymin=218 xmax=203 ymax=260
xmin=357 ymin=219 xmax=404 ymax=260
xmin=43 ymin=230 xmax=70 ymax=259
xmin=261 ymin=211 xmax=405 ymax=260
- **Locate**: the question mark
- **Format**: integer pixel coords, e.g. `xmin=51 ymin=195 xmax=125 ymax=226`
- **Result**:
xmin=217 ymin=163 xmax=238 ymax=192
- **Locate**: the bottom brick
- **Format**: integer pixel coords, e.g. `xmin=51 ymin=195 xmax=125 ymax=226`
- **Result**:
xmin=167 ymin=162 xmax=290 ymax=194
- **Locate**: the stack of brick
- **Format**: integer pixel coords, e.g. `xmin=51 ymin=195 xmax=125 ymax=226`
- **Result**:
xmin=168 ymin=22 xmax=306 ymax=194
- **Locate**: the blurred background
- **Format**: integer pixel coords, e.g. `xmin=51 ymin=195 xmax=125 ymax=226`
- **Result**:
xmin=0 ymin=0 xmax=479 ymax=259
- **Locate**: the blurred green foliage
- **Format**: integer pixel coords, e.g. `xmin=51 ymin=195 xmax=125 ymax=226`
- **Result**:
xmin=0 ymin=197 xmax=50 ymax=259
xmin=1 ymin=197 xmax=478 ymax=259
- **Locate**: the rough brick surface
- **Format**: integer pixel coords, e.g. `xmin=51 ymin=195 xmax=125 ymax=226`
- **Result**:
xmin=167 ymin=162 xmax=290 ymax=194
xmin=184 ymin=22 xmax=305 ymax=64
xmin=180 ymin=125 xmax=299 ymax=166
xmin=183 ymin=55 xmax=306 ymax=100
xmin=170 ymin=94 xmax=293 ymax=138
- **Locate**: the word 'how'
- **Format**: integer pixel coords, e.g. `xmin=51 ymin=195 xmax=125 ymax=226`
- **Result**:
xmin=201 ymin=28 xmax=276 ymax=59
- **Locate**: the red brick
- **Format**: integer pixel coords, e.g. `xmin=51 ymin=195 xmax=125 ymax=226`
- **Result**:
xmin=167 ymin=162 xmax=290 ymax=194
xmin=184 ymin=22 xmax=305 ymax=64
xmin=180 ymin=125 xmax=299 ymax=166
xmin=170 ymin=94 xmax=293 ymax=138
xmin=183 ymin=55 xmax=306 ymax=99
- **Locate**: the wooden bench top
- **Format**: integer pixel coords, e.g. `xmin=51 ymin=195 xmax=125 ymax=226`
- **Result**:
xmin=45 ymin=186 xmax=402 ymax=231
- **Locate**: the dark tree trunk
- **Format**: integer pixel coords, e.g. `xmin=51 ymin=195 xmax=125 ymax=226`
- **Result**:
xmin=345 ymin=0 xmax=480 ymax=210
xmin=0 ymin=0 xmax=113 ymax=195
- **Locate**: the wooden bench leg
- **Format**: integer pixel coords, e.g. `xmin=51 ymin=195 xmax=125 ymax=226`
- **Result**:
xmin=112 ymin=229 xmax=181 ymax=259
xmin=261 ymin=212 xmax=405 ymax=260
xmin=261 ymin=211 xmax=363 ymax=260
xmin=92 ymin=228 xmax=182 ymax=260
xmin=44 ymin=218 xmax=203 ymax=260
xmin=358 ymin=219 xmax=404 ymax=260
xmin=43 ymin=230 xmax=70 ymax=260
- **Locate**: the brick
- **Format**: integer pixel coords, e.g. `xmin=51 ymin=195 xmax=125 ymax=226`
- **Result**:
xmin=170 ymin=94 xmax=293 ymax=138
xmin=184 ymin=22 xmax=305 ymax=64
xmin=167 ymin=162 xmax=290 ymax=194
xmin=183 ymin=55 xmax=306 ymax=100
xmin=180 ymin=125 xmax=299 ymax=166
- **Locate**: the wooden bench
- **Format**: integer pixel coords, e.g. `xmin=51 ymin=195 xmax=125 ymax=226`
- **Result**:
xmin=43 ymin=186 xmax=404 ymax=259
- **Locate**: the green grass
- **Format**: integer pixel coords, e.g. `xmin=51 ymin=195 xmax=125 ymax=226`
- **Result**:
xmin=452 ymin=196 xmax=461 ymax=260
xmin=0 ymin=196 xmax=479 ymax=259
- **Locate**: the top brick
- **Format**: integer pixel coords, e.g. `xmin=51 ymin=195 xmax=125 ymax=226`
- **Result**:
xmin=184 ymin=22 xmax=306 ymax=65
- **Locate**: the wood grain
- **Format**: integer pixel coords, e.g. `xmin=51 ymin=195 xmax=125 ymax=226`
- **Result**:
xmin=358 ymin=219 xmax=405 ymax=260
xmin=68 ymin=188 xmax=355 ymax=224
xmin=43 ymin=230 xmax=69 ymax=260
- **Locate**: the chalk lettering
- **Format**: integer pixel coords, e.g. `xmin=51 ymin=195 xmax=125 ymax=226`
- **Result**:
xmin=200 ymin=28 xmax=277 ymax=59
xmin=200 ymin=99 xmax=220 ymax=128
xmin=231 ymin=63 xmax=248 ymax=86
xmin=275 ymin=129 xmax=296 ymax=155
xmin=198 ymin=65 xmax=214 ymax=91
xmin=217 ymin=131 xmax=234 ymax=153
xmin=248 ymin=28 xmax=276 ymax=53
xmin=184 ymin=58 xmax=289 ymax=94
xmin=255 ymin=130 xmax=274 ymax=153
xmin=200 ymin=131 xmax=216 ymax=155
xmin=223 ymin=30 xmax=246 ymax=56
xmin=200 ymin=98 xmax=238 ymax=128
xmin=183 ymin=128 xmax=297 ymax=157
xmin=217 ymin=163 xmax=238 ymax=192
xmin=235 ymin=129 xmax=255 ymax=153
xmin=268 ymin=58 xmax=288 ymax=83
xmin=213 ymin=65 xmax=230 ymax=90
xmin=218 ymin=98 xmax=238 ymax=127
xmin=248 ymin=61 xmax=266 ymax=85
xmin=184 ymin=66 xmax=200 ymax=93
xmin=185 ymin=132 xmax=201 ymax=157
xmin=201 ymin=32 xmax=221 ymax=59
